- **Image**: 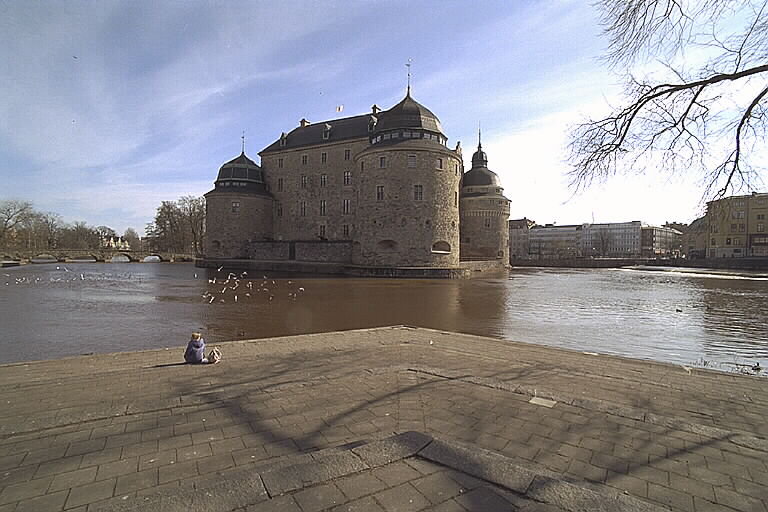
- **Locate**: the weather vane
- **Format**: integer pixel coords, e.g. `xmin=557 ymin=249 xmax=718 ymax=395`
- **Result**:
xmin=241 ymin=130 xmax=245 ymax=153
xmin=406 ymin=59 xmax=412 ymax=94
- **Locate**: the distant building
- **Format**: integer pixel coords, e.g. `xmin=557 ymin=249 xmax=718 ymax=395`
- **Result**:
xmin=519 ymin=221 xmax=682 ymax=259
xmin=640 ymin=225 xmax=682 ymax=257
xmin=581 ymin=221 xmax=642 ymax=257
xmin=528 ymin=224 xmax=582 ymax=259
xmin=682 ymin=217 xmax=708 ymax=258
xmin=508 ymin=218 xmax=535 ymax=260
xmin=102 ymin=236 xmax=131 ymax=251
xmin=706 ymin=192 xmax=768 ymax=257
xmin=202 ymin=90 xmax=510 ymax=273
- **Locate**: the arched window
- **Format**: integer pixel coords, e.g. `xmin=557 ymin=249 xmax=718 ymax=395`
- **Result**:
xmin=431 ymin=241 xmax=451 ymax=253
xmin=377 ymin=240 xmax=398 ymax=251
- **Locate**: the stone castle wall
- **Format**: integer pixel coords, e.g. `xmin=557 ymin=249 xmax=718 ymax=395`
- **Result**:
xmin=248 ymin=241 xmax=289 ymax=260
xmin=460 ymin=197 xmax=510 ymax=260
xmin=295 ymin=241 xmax=352 ymax=262
xmin=260 ymin=138 xmax=369 ymax=241
xmin=204 ymin=192 xmax=273 ymax=259
xmin=353 ymin=142 xmax=461 ymax=267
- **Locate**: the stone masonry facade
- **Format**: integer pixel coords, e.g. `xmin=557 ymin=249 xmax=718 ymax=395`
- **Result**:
xmin=204 ymin=91 xmax=510 ymax=271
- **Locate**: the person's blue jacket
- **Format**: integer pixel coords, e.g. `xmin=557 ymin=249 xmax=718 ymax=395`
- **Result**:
xmin=184 ymin=338 xmax=206 ymax=363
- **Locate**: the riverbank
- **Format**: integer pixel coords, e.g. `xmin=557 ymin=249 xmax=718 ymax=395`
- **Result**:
xmin=1 ymin=326 xmax=766 ymax=511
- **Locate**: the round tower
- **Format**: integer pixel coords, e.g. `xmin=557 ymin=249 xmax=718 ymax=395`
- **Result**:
xmin=459 ymin=137 xmax=510 ymax=263
xmin=204 ymin=152 xmax=273 ymax=259
xmin=353 ymin=91 xmax=461 ymax=267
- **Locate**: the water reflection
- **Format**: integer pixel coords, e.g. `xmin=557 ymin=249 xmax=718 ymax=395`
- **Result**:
xmin=1 ymin=263 xmax=766 ymax=371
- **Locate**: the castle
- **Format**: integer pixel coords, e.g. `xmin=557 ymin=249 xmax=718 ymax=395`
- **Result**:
xmin=202 ymin=89 xmax=510 ymax=276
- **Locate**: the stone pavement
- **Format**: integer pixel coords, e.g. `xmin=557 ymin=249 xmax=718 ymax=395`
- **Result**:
xmin=0 ymin=326 xmax=767 ymax=511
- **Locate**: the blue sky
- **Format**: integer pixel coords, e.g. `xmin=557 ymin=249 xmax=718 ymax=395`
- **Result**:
xmin=0 ymin=0 xmax=717 ymax=235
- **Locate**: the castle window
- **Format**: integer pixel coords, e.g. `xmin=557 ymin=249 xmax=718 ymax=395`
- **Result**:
xmin=302 ymin=154 xmax=308 ymax=165
xmin=391 ymin=132 xmax=400 ymax=138
xmin=279 ymin=133 xmax=287 ymax=146
xmin=758 ymin=214 xmax=766 ymax=220
xmin=278 ymin=178 xmax=283 ymax=192
xmin=379 ymin=156 xmax=386 ymax=168
xmin=413 ymin=185 xmax=423 ymax=201
xmin=300 ymin=201 xmax=306 ymax=216
xmin=342 ymin=199 xmax=350 ymax=215
xmin=322 ymin=129 xmax=330 ymax=140
xmin=231 ymin=201 xmax=240 ymax=213
xmin=436 ymin=158 xmax=443 ymax=170
xmin=454 ymin=191 xmax=458 ymax=206
xmin=344 ymin=149 xmax=351 ymax=160
xmin=320 ymin=200 xmax=326 ymax=216
xmin=431 ymin=241 xmax=451 ymax=253
xmin=403 ymin=131 xmax=412 ymax=138
xmin=319 ymin=224 xmax=326 ymax=238
xmin=726 ymin=237 xmax=731 ymax=245
xmin=276 ymin=203 xmax=283 ymax=217
xmin=321 ymin=152 xmax=327 ymax=163
xmin=360 ymin=161 xmax=365 ymax=171
xmin=484 ymin=218 xmax=491 ymax=228
xmin=376 ymin=186 xmax=384 ymax=201
xmin=383 ymin=133 xmax=391 ymax=140
xmin=407 ymin=155 xmax=416 ymax=168
xmin=278 ymin=158 xmax=284 ymax=168
xmin=301 ymin=175 xmax=307 ymax=188
xmin=758 ymin=223 xmax=765 ymax=232
xmin=343 ymin=171 xmax=352 ymax=185
xmin=739 ymin=223 xmax=746 ymax=232
xmin=343 ymin=224 xmax=350 ymax=237
xmin=320 ymin=174 xmax=327 ymax=187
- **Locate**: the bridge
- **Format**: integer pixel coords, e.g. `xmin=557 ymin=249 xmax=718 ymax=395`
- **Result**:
xmin=4 ymin=249 xmax=197 ymax=263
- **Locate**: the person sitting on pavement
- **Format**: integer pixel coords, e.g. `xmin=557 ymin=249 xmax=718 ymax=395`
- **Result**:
xmin=184 ymin=332 xmax=221 ymax=364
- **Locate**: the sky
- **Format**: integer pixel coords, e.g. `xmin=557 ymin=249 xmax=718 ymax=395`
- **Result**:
xmin=0 ymin=0 xmax=748 ymax=235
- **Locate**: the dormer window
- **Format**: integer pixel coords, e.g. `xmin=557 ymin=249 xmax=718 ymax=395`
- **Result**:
xmin=279 ymin=132 xmax=287 ymax=147
xmin=322 ymin=123 xmax=331 ymax=140
xmin=368 ymin=116 xmax=377 ymax=132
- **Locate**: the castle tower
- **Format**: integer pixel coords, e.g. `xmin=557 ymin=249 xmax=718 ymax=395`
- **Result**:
xmin=353 ymin=91 xmax=462 ymax=267
xmin=459 ymin=136 xmax=510 ymax=263
xmin=203 ymin=152 xmax=273 ymax=259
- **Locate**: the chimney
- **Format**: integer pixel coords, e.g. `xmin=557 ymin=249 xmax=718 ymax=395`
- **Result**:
xmin=299 ymin=118 xmax=310 ymax=127
xmin=371 ymin=104 xmax=380 ymax=114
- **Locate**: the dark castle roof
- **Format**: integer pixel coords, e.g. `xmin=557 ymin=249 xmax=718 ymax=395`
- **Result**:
xmin=261 ymin=114 xmax=375 ymax=153
xmin=207 ymin=152 xmax=271 ymax=197
xmin=373 ymin=91 xmax=443 ymax=134
xmin=260 ymin=92 xmax=444 ymax=153
xmin=462 ymin=142 xmax=501 ymax=187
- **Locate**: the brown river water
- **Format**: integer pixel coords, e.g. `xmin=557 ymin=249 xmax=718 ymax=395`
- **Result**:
xmin=1 ymin=263 xmax=767 ymax=372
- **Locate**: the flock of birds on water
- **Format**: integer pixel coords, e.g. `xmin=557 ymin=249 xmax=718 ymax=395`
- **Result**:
xmin=2 ymin=265 xmax=307 ymax=307
xmin=200 ymin=266 xmax=306 ymax=305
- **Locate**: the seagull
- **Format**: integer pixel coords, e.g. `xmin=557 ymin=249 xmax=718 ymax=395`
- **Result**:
xmin=752 ymin=363 xmax=762 ymax=372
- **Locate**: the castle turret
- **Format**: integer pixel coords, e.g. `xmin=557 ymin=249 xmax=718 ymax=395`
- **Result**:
xmin=459 ymin=135 xmax=510 ymax=263
xmin=353 ymin=91 xmax=462 ymax=267
xmin=204 ymin=152 xmax=273 ymax=259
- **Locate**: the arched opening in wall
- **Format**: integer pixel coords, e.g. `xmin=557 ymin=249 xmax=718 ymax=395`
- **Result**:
xmin=432 ymin=241 xmax=451 ymax=254
xmin=377 ymin=240 xmax=398 ymax=252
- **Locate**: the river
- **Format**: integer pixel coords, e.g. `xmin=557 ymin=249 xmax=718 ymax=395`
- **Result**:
xmin=1 ymin=263 xmax=767 ymax=372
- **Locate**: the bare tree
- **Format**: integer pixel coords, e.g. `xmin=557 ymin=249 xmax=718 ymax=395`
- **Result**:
xmin=177 ymin=196 xmax=206 ymax=256
xmin=570 ymin=0 xmax=768 ymax=198
xmin=123 ymin=227 xmax=141 ymax=250
xmin=0 ymin=200 xmax=34 ymax=247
